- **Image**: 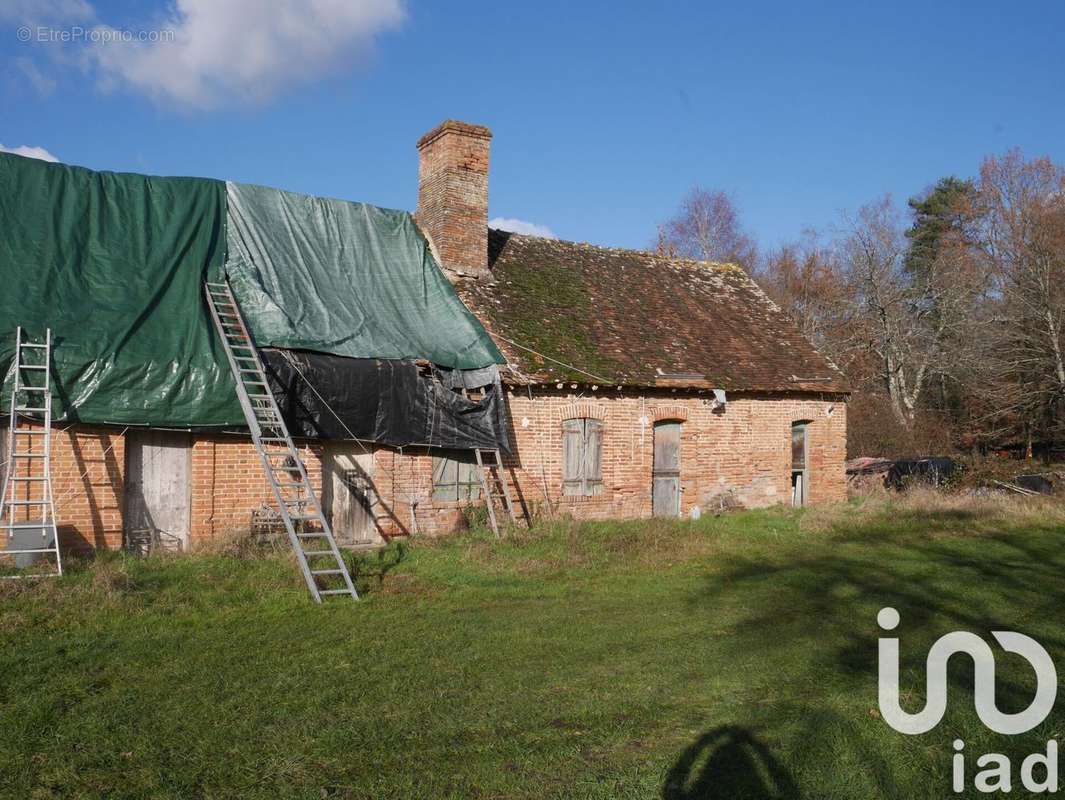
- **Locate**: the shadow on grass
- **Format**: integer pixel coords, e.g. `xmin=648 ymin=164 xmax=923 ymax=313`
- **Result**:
xmin=663 ymin=726 xmax=800 ymax=799
xmin=347 ymin=540 xmax=408 ymax=594
xmin=685 ymin=507 xmax=1065 ymax=796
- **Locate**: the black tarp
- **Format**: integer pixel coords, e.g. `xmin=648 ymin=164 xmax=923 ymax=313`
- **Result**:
xmin=1015 ymin=474 xmax=1054 ymax=494
xmin=262 ymin=349 xmax=510 ymax=452
xmin=886 ymin=457 xmax=959 ymax=489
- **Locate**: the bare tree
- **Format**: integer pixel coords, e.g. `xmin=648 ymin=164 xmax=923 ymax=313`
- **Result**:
xmin=656 ymin=187 xmax=757 ymax=270
xmin=757 ymin=233 xmax=851 ymax=364
xmin=657 ymin=155 xmax=1065 ymax=457
xmin=975 ymin=150 xmax=1065 ymax=451
xmin=838 ymin=197 xmax=983 ymax=428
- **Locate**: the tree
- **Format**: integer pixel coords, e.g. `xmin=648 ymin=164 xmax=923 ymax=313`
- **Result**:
xmin=902 ymin=177 xmax=986 ymax=434
xmin=757 ymin=234 xmax=850 ymax=364
xmin=838 ymin=197 xmax=981 ymax=429
xmin=904 ymin=177 xmax=977 ymax=279
xmin=974 ymin=150 xmax=1065 ymax=453
xmin=655 ymin=187 xmax=757 ymax=270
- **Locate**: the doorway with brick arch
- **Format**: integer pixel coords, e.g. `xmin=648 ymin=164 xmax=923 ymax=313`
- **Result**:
xmin=653 ymin=420 xmax=682 ymax=517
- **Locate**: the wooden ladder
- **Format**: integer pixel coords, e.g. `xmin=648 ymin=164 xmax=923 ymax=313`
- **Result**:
xmin=474 ymin=447 xmax=518 ymax=537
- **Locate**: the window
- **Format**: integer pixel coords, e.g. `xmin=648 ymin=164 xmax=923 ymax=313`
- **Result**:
xmin=791 ymin=422 xmax=809 ymax=506
xmin=562 ymin=418 xmax=603 ymax=496
xmin=432 ymin=450 xmax=481 ymax=502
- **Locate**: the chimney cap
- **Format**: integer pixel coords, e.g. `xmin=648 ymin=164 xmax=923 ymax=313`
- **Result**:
xmin=417 ymin=119 xmax=492 ymax=150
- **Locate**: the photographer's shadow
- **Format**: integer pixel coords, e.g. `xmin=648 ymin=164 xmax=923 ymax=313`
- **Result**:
xmin=662 ymin=726 xmax=801 ymax=800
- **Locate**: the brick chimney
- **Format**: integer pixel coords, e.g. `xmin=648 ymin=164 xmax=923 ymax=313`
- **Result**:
xmin=416 ymin=120 xmax=492 ymax=279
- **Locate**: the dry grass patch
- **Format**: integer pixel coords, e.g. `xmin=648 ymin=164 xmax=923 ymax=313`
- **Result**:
xmin=801 ymin=487 xmax=1065 ymax=540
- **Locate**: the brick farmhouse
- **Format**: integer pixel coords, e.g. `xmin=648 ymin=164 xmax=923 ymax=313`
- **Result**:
xmin=22 ymin=120 xmax=848 ymax=551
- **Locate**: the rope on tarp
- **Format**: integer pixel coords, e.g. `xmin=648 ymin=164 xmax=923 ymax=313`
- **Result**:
xmin=276 ymin=350 xmax=373 ymax=457
xmin=53 ymin=427 xmax=129 ymax=512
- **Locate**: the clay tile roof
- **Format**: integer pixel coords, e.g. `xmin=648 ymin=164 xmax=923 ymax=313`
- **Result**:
xmin=457 ymin=229 xmax=847 ymax=393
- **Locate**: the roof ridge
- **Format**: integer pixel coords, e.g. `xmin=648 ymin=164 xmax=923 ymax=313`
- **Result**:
xmin=488 ymin=227 xmax=746 ymax=274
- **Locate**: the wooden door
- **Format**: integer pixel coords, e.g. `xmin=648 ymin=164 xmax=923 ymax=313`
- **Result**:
xmin=791 ymin=422 xmax=809 ymax=507
xmin=125 ymin=430 xmax=191 ymax=551
xmin=652 ymin=421 xmax=681 ymax=517
xmin=323 ymin=443 xmax=378 ymax=545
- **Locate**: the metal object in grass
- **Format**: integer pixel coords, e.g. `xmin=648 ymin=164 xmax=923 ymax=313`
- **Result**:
xmin=204 ymin=282 xmax=357 ymax=602
xmin=0 ymin=327 xmax=61 ymax=577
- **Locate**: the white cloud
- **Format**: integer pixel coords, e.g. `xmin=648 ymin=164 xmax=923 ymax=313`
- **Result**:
xmin=83 ymin=0 xmax=405 ymax=109
xmin=0 ymin=144 xmax=60 ymax=162
xmin=489 ymin=217 xmax=557 ymax=239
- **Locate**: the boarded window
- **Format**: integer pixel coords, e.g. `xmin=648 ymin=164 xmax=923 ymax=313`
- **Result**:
xmin=562 ymin=418 xmax=604 ymax=496
xmin=432 ymin=450 xmax=481 ymax=502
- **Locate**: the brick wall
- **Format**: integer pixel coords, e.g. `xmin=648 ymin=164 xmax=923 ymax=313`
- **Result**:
xmin=188 ymin=434 xmax=324 ymax=542
xmin=415 ymin=120 xmax=492 ymax=278
xmin=396 ymin=388 xmax=848 ymax=535
xmin=53 ymin=426 xmax=127 ymax=551
xmin=0 ymin=423 xmax=126 ymax=552
xmin=8 ymin=389 xmax=846 ymax=550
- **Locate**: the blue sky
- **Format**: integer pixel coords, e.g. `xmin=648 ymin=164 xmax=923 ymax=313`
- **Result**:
xmin=2 ymin=0 xmax=1064 ymax=251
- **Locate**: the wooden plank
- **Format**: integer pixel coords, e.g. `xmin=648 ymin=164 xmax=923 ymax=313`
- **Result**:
xmin=652 ymin=476 xmax=680 ymax=518
xmin=323 ymin=443 xmax=378 ymax=545
xmin=125 ymin=430 xmax=191 ymax=551
xmin=562 ymin=419 xmax=584 ymax=496
xmin=652 ymin=422 xmax=681 ymax=517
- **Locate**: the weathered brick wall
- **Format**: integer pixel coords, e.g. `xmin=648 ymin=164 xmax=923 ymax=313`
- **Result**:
xmin=52 ymin=426 xmax=127 ymax=551
xmin=397 ymin=388 xmax=848 ymax=534
xmin=15 ymin=389 xmax=846 ymax=549
xmin=0 ymin=423 xmax=126 ymax=552
xmin=415 ymin=120 xmax=492 ymax=277
xmin=188 ymin=434 xmax=324 ymax=543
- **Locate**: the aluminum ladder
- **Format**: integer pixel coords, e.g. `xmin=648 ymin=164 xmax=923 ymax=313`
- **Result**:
xmin=204 ymin=282 xmax=358 ymax=602
xmin=474 ymin=448 xmax=518 ymax=537
xmin=0 ymin=327 xmax=61 ymax=578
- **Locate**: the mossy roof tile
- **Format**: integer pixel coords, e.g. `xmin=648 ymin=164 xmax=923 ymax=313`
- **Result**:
xmin=456 ymin=229 xmax=847 ymax=393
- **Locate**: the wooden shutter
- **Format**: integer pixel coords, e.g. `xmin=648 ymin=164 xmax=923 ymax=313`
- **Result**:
xmin=562 ymin=419 xmax=584 ymax=496
xmin=457 ymin=457 xmax=481 ymax=501
xmin=584 ymin=419 xmax=603 ymax=495
xmin=432 ymin=453 xmax=458 ymax=501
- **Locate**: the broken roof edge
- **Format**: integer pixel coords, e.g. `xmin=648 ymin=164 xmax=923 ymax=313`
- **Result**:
xmin=496 ymin=371 xmax=851 ymax=397
xmin=491 ymin=354 xmax=849 ymax=395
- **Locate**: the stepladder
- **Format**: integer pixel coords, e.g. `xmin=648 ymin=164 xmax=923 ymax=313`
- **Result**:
xmin=0 ymin=327 xmax=61 ymax=578
xmin=474 ymin=447 xmax=520 ymax=537
xmin=204 ymin=281 xmax=358 ymax=602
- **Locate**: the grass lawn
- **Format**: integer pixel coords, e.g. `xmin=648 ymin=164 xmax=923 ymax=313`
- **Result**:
xmin=3 ymin=494 xmax=1065 ymax=799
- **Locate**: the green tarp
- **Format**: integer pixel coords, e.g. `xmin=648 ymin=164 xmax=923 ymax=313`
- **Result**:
xmin=0 ymin=153 xmax=503 ymax=428
xmin=0 ymin=153 xmax=243 ymax=425
xmin=225 ymin=181 xmax=503 ymax=369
